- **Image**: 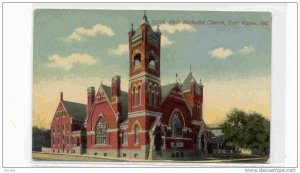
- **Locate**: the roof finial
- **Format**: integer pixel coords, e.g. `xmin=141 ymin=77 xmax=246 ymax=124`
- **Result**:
xmin=142 ymin=10 xmax=150 ymax=25
xmin=199 ymin=78 xmax=203 ymax=86
xmin=131 ymin=23 xmax=134 ymax=31
xmin=190 ymin=65 xmax=192 ymax=73
xmin=156 ymin=24 xmax=161 ymax=33
xmin=176 ymin=73 xmax=178 ymax=83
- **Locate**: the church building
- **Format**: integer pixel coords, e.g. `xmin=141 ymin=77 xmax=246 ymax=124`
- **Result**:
xmin=50 ymin=92 xmax=87 ymax=154
xmin=85 ymin=14 xmax=207 ymax=160
xmin=50 ymin=13 xmax=207 ymax=160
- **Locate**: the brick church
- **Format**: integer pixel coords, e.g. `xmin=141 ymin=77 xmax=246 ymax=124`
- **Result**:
xmin=50 ymin=13 xmax=208 ymax=160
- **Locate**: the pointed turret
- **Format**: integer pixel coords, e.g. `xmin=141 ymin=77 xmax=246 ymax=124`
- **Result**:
xmin=141 ymin=10 xmax=150 ymax=25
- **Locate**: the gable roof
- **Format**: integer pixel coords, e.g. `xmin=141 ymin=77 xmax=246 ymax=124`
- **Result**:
xmin=161 ymin=83 xmax=178 ymax=100
xmin=61 ymin=100 xmax=86 ymax=121
xmin=99 ymin=84 xmax=128 ymax=118
xmin=101 ymin=84 xmax=112 ymax=102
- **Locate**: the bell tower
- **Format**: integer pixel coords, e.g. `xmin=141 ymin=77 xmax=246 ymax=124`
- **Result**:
xmin=127 ymin=12 xmax=162 ymax=159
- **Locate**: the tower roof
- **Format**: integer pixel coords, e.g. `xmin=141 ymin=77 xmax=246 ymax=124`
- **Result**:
xmin=182 ymin=72 xmax=202 ymax=91
xmin=132 ymin=11 xmax=159 ymax=40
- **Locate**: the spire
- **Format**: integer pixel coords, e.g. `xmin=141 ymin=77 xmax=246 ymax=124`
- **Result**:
xmin=131 ymin=23 xmax=134 ymax=31
xmin=176 ymin=73 xmax=178 ymax=83
xmin=190 ymin=65 xmax=192 ymax=74
xmin=142 ymin=10 xmax=150 ymax=25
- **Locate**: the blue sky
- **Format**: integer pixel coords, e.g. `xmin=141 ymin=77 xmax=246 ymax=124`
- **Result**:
xmin=33 ymin=10 xmax=271 ymax=128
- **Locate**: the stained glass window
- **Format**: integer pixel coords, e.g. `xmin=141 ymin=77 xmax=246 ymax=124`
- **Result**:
xmin=171 ymin=113 xmax=183 ymax=137
xmin=95 ymin=118 xmax=107 ymax=144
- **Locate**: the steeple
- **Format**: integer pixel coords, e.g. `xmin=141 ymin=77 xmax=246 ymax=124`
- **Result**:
xmin=142 ymin=10 xmax=150 ymax=25
xmin=131 ymin=23 xmax=134 ymax=32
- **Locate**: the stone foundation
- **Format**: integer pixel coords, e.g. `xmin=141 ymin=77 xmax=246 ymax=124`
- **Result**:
xmin=86 ymin=149 xmax=119 ymax=158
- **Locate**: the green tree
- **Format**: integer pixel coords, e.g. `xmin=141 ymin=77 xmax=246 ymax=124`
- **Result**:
xmin=32 ymin=126 xmax=51 ymax=151
xmin=219 ymin=109 xmax=247 ymax=152
xmin=220 ymin=108 xmax=270 ymax=156
xmin=243 ymin=112 xmax=270 ymax=155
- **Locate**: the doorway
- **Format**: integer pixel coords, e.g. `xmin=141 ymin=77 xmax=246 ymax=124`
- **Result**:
xmin=154 ymin=126 xmax=163 ymax=156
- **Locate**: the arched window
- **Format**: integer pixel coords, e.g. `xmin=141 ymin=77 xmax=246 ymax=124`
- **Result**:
xmin=171 ymin=112 xmax=183 ymax=137
xmin=153 ymin=87 xmax=157 ymax=107
xmin=122 ymin=131 xmax=128 ymax=145
xmin=137 ymin=85 xmax=141 ymax=105
xmin=132 ymin=87 xmax=136 ymax=106
xmin=149 ymin=56 xmax=155 ymax=69
xmin=148 ymin=85 xmax=152 ymax=106
xmin=134 ymin=125 xmax=139 ymax=144
xmin=134 ymin=54 xmax=141 ymax=70
xmin=95 ymin=117 xmax=107 ymax=144
xmin=151 ymin=89 xmax=155 ymax=107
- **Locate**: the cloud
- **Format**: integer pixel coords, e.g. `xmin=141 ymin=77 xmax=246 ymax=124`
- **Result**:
xmin=63 ymin=24 xmax=115 ymax=41
xmin=161 ymin=35 xmax=174 ymax=47
xmin=209 ymin=47 xmax=234 ymax=59
xmin=238 ymin=45 xmax=255 ymax=55
xmin=46 ymin=53 xmax=98 ymax=70
xmin=108 ymin=43 xmax=129 ymax=56
xmin=209 ymin=45 xmax=255 ymax=59
xmin=158 ymin=23 xmax=196 ymax=34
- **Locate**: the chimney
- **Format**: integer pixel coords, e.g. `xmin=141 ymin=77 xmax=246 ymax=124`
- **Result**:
xmin=60 ymin=92 xmax=63 ymax=101
xmin=112 ymin=75 xmax=121 ymax=98
xmin=111 ymin=75 xmax=121 ymax=114
xmin=87 ymin=87 xmax=95 ymax=114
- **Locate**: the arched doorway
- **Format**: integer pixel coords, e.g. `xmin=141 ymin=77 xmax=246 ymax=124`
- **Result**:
xmin=196 ymin=124 xmax=207 ymax=158
xmin=154 ymin=126 xmax=163 ymax=156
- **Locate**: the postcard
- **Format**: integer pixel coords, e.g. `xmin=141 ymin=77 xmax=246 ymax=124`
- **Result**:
xmin=32 ymin=9 xmax=271 ymax=163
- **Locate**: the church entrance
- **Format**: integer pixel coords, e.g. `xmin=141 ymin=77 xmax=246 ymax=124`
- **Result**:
xmin=196 ymin=125 xmax=207 ymax=158
xmin=154 ymin=126 xmax=163 ymax=157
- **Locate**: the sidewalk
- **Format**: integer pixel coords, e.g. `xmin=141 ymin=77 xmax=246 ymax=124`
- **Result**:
xmin=32 ymin=152 xmax=268 ymax=163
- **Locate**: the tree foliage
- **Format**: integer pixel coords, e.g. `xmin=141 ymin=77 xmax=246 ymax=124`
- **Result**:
xmin=220 ymin=108 xmax=270 ymax=156
xmin=32 ymin=127 xmax=51 ymax=151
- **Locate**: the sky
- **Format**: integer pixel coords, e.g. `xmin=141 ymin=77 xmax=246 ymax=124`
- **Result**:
xmin=33 ymin=9 xmax=271 ymax=128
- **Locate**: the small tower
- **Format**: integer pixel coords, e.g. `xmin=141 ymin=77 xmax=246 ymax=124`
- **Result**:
xmin=111 ymin=75 xmax=121 ymax=114
xmin=87 ymin=87 xmax=95 ymax=114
